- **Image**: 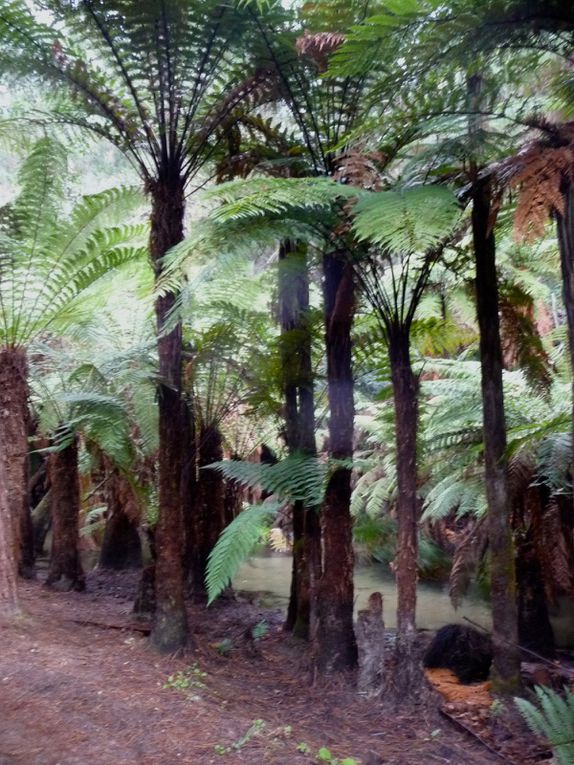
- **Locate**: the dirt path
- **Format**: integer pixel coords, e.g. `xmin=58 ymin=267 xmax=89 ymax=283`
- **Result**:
xmin=1 ymin=578 xmax=512 ymax=765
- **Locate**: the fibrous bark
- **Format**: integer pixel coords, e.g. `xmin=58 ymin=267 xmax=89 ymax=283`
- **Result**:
xmin=0 ymin=449 xmax=19 ymax=618
xmin=0 ymin=347 xmax=34 ymax=578
xmin=99 ymin=466 xmax=142 ymax=570
xmin=388 ymin=327 xmax=422 ymax=698
xmin=188 ymin=423 xmax=225 ymax=600
xmin=357 ymin=592 xmax=385 ymax=698
xmin=279 ymin=242 xmax=320 ymax=639
xmin=513 ymin=486 xmax=555 ymax=657
xmin=46 ymin=438 xmax=85 ymax=591
xmin=556 ymin=183 xmax=574 ymax=519
xmin=314 ymin=252 xmax=357 ymax=673
xmin=149 ymin=178 xmax=190 ymax=653
xmin=472 ymin=178 xmax=521 ymax=691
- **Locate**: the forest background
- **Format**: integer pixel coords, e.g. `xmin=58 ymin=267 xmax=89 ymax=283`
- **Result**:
xmin=0 ymin=1 xmax=574 ymax=751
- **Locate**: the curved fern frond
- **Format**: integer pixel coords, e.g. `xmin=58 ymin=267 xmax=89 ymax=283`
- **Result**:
xmin=352 ymin=185 xmax=461 ymax=253
xmin=516 ymin=687 xmax=574 ymax=765
xmin=206 ymin=501 xmax=281 ymax=605
xmin=206 ymin=451 xmax=327 ymax=507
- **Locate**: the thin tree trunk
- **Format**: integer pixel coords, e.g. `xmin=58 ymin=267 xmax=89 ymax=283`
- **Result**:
xmin=472 ymin=178 xmax=521 ymax=692
xmin=0 ymin=347 xmax=34 ymax=578
xmin=314 ymin=252 xmax=357 ymax=673
xmin=279 ymin=241 xmax=319 ymax=638
xmin=0 ymin=448 xmax=19 ymax=618
xmin=223 ymin=453 xmax=242 ymax=527
xmin=99 ymin=467 xmax=142 ymax=570
xmin=190 ymin=423 xmax=225 ymax=600
xmin=388 ymin=327 xmax=421 ymax=698
xmin=46 ymin=438 xmax=85 ymax=591
xmin=556 ymin=183 xmax=574 ymax=515
xmin=149 ymin=178 xmax=190 ymax=652
xmin=182 ymin=396 xmax=199 ymax=593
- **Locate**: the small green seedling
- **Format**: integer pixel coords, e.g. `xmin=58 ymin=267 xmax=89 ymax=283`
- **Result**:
xmin=315 ymin=747 xmax=358 ymax=765
xmin=215 ymin=638 xmax=234 ymax=656
xmin=214 ymin=719 xmax=267 ymax=756
xmin=251 ymin=620 xmax=269 ymax=641
xmin=163 ymin=663 xmax=208 ymax=696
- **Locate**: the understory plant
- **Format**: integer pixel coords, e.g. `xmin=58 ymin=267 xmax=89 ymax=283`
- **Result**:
xmin=516 ymin=687 xmax=574 ymax=765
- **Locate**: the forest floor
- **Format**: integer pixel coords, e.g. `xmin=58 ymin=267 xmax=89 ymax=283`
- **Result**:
xmin=0 ymin=572 xmax=550 ymax=765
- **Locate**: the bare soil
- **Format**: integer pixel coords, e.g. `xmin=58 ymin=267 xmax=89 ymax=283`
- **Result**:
xmin=0 ymin=573 xmax=545 ymax=765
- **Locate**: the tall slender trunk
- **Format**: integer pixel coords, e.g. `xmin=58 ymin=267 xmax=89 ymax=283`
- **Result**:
xmin=148 ymin=177 xmax=190 ymax=652
xmin=191 ymin=423 xmax=225 ymax=599
xmin=46 ymin=437 xmax=85 ymax=591
xmin=0 ymin=448 xmax=19 ymax=618
xmin=314 ymin=252 xmax=357 ymax=673
xmin=389 ymin=326 xmax=421 ymax=697
xmin=556 ymin=183 xmax=574 ymax=512
xmin=0 ymin=347 xmax=34 ymax=578
xmin=279 ymin=242 xmax=319 ymax=639
xmin=99 ymin=466 xmax=142 ymax=570
xmin=472 ymin=178 xmax=521 ymax=692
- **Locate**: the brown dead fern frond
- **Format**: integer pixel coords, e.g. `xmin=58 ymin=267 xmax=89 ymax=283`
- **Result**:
xmin=501 ymin=122 xmax=574 ymax=242
xmin=499 ymin=284 xmax=553 ymax=391
xmin=332 ymin=149 xmax=385 ymax=190
xmin=295 ymin=31 xmax=346 ymax=71
xmin=511 ymin=144 xmax=574 ymax=241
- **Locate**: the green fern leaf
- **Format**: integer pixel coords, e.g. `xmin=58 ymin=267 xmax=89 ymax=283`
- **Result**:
xmin=205 ymin=502 xmax=281 ymax=605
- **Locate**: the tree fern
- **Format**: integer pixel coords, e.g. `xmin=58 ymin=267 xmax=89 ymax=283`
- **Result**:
xmin=206 ymin=452 xmax=327 ymax=507
xmin=205 ymin=501 xmax=282 ymax=605
xmin=352 ymin=186 xmax=461 ymax=254
xmin=516 ymin=687 xmax=574 ymax=765
xmin=0 ymin=139 xmax=147 ymax=348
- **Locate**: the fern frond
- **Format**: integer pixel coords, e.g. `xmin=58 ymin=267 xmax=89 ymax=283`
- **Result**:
xmin=516 ymin=687 xmax=574 ymax=765
xmin=352 ymin=186 xmax=460 ymax=253
xmin=206 ymin=452 xmax=327 ymax=507
xmin=205 ymin=501 xmax=281 ymax=605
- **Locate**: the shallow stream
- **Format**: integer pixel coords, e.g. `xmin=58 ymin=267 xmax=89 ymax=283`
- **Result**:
xmin=234 ymin=552 xmax=492 ymax=631
xmin=235 ymin=552 xmax=574 ymax=646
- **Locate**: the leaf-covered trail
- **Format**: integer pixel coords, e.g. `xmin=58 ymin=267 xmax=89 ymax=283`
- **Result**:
xmin=1 ymin=577 xmax=506 ymax=765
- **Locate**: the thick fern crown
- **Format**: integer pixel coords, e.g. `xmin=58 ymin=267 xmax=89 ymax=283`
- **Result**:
xmin=0 ymin=138 xmax=147 ymax=347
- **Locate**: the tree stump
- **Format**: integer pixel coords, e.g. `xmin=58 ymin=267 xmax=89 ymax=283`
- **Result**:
xmin=357 ymin=592 xmax=385 ymax=698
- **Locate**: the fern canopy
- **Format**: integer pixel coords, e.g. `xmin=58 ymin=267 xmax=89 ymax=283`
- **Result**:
xmin=352 ymin=186 xmax=460 ymax=253
xmin=0 ymin=138 xmax=147 ymax=348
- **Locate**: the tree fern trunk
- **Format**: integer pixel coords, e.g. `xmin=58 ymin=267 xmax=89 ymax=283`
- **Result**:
xmin=472 ymin=177 xmax=521 ymax=692
xmin=280 ymin=241 xmax=319 ymax=639
xmin=99 ymin=466 xmax=142 ymax=570
xmin=194 ymin=423 xmax=225 ymax=599
xmin=0 ymin=347 xmax=34 ymax=579
xmin=314 ymin=251 xmax=357 ymax=673
xmin=46 ymin=437 xmax=85 ymax=591
xmin=388 ymin=326 xmax=421 ymax=698
xmin=514 ymin=487 xmax=554 ymax=657
xmin=556 ymin=182 xmax=574 ymax=521
xmin=149 ymin=177 xmax=190 ymax=652
xmin=0 ymin=447 xmax=19 ymax=618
